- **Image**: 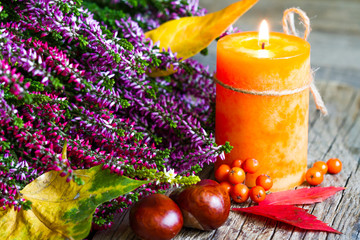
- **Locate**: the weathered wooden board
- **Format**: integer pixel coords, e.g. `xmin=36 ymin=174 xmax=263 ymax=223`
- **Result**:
xmin=93 ymin=81 xmax=360 ymax=240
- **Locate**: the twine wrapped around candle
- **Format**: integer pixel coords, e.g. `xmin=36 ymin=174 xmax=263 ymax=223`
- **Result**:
xmin=214 ymin=8 xmax=328 ymax=115
xmin=213 ymin=74 xmax=311 ymax=96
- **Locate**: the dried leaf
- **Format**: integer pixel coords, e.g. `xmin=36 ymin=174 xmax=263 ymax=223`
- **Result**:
xmin=260 ymin=187 xmax=345 ymax=206
xmin=233 ymin=205 xmax=341 ymax=233
xmin=0 ymin=165 xmax=149 ymax=240
xmin=145 ymin=0 xmax=258 ymax=77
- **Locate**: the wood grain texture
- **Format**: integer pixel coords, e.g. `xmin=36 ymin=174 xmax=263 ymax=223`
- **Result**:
xmin=94 ymin=81 xmax=360 ymax=239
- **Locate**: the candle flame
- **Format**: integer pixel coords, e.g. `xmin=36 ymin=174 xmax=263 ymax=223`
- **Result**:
xmin=258 ymin=19 xmax=269 ymax=49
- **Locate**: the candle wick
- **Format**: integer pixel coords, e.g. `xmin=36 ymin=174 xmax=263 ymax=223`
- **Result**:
xmin=261 ymin=42 xmax=265 ymax=49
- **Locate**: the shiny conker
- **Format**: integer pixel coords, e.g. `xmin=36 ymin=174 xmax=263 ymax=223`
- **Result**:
xmin=170 ymin=179 xmax=230 ymax=231
xmin=129 ymin=193 xmax=183 ymax=240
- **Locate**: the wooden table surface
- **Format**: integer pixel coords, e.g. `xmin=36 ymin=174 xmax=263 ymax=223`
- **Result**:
xmin=93 ymin=81 xmax=360 ymax=239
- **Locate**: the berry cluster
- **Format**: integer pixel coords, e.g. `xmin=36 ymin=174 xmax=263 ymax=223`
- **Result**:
xmin=215 ymin=158 xmax=273 ymax=203
xmin=306 ymin=158 xmax=342 ymax=186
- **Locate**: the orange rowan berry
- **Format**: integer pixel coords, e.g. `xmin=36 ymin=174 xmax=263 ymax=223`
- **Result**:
xmin=327 ymin=158 xmax=342 ymax=174
xmin=306 ymin=167 xmax=324 ymax=185
xmin=219 ymin=181 xmax=232 ymax=194
xmin=242 ymin=158 xmax=260 ymax=174
xmin=231 ymin=159 xmax=243 ymax=168
xmin=249 ymin=186 xmax=266 ymax=203
xmin=228 ymin=167 xmax=245 ymax=184
xmin=215 ymin=164 xmax=230 ymax=182
xmin=313 ymin=161 xmax=328 ymax=174
xmin=255 ymin=174 xmax=273 ymax=191
xmin=230 ymin=183 xmax=249 ymax=203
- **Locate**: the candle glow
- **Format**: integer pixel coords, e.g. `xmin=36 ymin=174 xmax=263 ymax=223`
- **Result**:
xmin=258 ymin=19 xmax=269 ymax=49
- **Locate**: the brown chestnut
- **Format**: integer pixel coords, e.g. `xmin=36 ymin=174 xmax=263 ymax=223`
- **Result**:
xmin=129 ymin=194 xmax=183 ymax=240
xmin=170 ymin=179 xmax=230 ymax=231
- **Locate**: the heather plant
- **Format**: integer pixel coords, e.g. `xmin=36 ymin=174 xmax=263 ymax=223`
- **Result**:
xmin=0 ymin=0 xmax=234 ymax=229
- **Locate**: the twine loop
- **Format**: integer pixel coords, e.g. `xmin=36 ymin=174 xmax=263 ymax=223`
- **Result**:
xmin=213 ymin=76 xmax=311 ymax=96
xmin=215 ymin=8 xmax=328 ymax=115
xmin=282 ymin=8 xmax=311 ymax=40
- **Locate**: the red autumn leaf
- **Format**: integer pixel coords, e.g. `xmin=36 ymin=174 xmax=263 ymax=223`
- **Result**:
xmin=233 ymin=205 xmax=341 ymax=233
xmin=260 ymin=187 xmax=345 ymax=206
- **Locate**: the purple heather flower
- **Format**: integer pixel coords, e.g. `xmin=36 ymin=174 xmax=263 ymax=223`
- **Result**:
xmin=0 ymin=0 xmax=229 ymax=227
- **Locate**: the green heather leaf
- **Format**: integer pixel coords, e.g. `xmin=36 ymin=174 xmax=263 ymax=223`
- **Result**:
xmin=0 ymin=165 xmax=149 ymax=240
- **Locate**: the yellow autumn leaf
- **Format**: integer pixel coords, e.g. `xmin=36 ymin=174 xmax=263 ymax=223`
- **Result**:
xmin=145 ymin=0 xmax=258 ymax=77
xmin=0 ymin=165 xmax=149 ymax=240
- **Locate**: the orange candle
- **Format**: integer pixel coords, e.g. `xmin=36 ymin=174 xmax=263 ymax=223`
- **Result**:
xmin=215 ymin=21 xmax=310 ymax=191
